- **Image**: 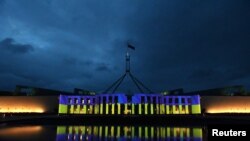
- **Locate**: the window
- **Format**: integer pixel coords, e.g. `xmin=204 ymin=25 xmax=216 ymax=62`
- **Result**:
xmin=188 ymin=98 xmax=192 ymax=104
xmin=147 ymin=96 xmax=151 ymax=103
xmin=114 ymin=96 xmax=118 ymax=103
xmin=153 ymin=97 xmax=156 ymax=104
xmin=81 ymin=98 xmax=84 ymax=104
xmin=169 ymin=98 xmax=172 ymax=103
xmin=109 ymin=96 xmax=112 ymax=103
xmin=68 ymin=98 xmax=72 ymax=104
xmin=181 ymin=98 xmax=185 ymax=104
xmin=141 ymin=97 xmax=145 ymax=103
xmin=103 ymin=97 xmax=106 ymax=103
xmin=175 ymin=98 xmax=178 ymax=103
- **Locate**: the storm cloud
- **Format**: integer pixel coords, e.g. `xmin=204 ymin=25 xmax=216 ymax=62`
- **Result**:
xmin=0 ymin=0 xmax=249 ymax=93
xmin=0 ymin=38 xmax=34 ymax=54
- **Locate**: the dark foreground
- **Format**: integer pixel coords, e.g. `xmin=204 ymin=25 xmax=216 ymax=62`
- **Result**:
xmin=1 ymin=114 xmax=250 ymax=126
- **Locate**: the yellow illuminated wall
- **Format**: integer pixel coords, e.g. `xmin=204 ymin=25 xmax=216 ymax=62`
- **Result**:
xmin=201 ymin=96 xmax=250 ymax=113
xmin=0 ymin=96 xmax=58 ymax=113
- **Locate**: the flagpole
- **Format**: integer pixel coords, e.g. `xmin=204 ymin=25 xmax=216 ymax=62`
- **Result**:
xmin=103 ymin=42 xmax=154 ymax=94
xmin=126 ymin=43 xmax=130 ymax=73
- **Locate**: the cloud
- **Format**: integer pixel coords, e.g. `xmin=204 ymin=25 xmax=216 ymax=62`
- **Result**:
xmin=0 ymin=38 xmax=34 ymax=54
xmin=0 ymin=0 xmax=249 ymax=92
xmin=95 ymin=63 xmax=111 ymax=72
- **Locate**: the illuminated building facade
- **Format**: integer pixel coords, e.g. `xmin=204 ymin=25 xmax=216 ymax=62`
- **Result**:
xmin=56 ymin=126 xmax=203 ymax=141
xmin=1 ymin=85 xmax=250 ymax=114
xmin=58 ymin=94 xmax=201 ymax=115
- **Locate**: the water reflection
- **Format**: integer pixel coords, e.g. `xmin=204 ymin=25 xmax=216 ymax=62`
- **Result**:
xmin=0 ymin=125 xmax=204 ymax=141
xmin=56 ymin=126 xmax=203 ymax=141
xmin=0 ymin=126 xmax=42 ymax=136
xmin=0 ymin=125 xmax=56 ymax=141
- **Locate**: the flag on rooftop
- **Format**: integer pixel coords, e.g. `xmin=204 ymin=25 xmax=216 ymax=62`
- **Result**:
xmin=128 ymin=43 xmax=135 ymax=50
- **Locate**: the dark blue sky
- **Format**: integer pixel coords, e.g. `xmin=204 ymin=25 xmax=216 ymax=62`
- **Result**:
xmin=0 ymin=0 xmax=249 ymax=93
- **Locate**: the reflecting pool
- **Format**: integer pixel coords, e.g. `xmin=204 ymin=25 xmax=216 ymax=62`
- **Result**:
xmin=0 ymin=125 xmax=206 ymax=141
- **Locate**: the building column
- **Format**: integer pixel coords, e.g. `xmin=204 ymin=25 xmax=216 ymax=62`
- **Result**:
xmin=83 ymin=98 xmax=87 ymax=114
xmin=132 ymin=103 xmax=135 ymax=114
xmin=156 ymin=96 xmax=159 ymax=114
xmin=179 ymin=98 xmax=182 ymax=114
xmin=112 ymin=96 xmax=115 ymax=115
xmin=145 ymin=103 xmax=148 ymax=115
xmin=106 ymin=96 xmax=109 ymax=115
xmin=160 ymin=97 xmax=163 ymax=114
xmin=150 ymin=96 xmax=154 ymax=115
xmin=100 ymin=97 xmax=103 ymax=114
xmin=124 ymin=104 xmax=128 ymax=114
xmin=95 ymin=97 xmax=99 ymax=114
xmin=139 ymin=102 xmax=142 ymax=115
xmin=117 ymin=103 xmax=121 ymax=114
xmin=70 ymin=104 xmax=74 ymax=114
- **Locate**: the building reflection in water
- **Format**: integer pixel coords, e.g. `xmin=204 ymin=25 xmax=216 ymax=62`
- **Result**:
xmin=56 ymin=125 xmax=203 ymax=141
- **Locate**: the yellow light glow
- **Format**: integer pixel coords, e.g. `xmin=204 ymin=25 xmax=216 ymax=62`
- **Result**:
xmin=207 ymin=107 xmax=250 ymax=113
xmin=0 ymin=126 xmax=42 ymax=136
xmin=0 ymin=108 xmax=44 ymax=113
xmin=202 ymin=96 xmax=250 ymax=114
xmin=0 ymin=100 xmax=48 ymax=113
xmin=0 ymin=107 xmax=44 ymax=113
xmin=0 ymin=96 xmax=57 ymax=113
